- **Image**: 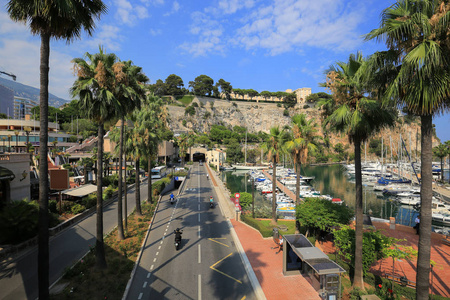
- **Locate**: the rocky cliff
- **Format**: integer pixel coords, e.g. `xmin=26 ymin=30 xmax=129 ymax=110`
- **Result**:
xmin=166 ymin=96 xmax=437 ymax=158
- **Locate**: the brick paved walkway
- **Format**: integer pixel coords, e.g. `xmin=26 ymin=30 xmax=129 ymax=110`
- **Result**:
xmin=231 ymin=219 xmax=320 ymax=300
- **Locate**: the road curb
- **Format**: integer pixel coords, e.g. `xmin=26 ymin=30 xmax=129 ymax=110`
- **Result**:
xmin=207 ymin=165 xmax=266 ymax=300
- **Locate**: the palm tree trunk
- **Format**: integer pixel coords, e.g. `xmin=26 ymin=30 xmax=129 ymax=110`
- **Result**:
xmin=148 ymin=155 xmax=152 ymax=203
xmin=135 ymin=159 xmax=142 ymax=216
xmin=416 ymin=115 xmax=433 ymax=300
xmin=124 ymin=153 xmax=128 ymax=232
xmin=271 ymin=155 xmax=277 ymax=225
xmin=117 ymin=117 xmax=125 ymax=240
xmin=96 ymin=124 xmax=107 ymax=269
xmin=295 ymin=152 xmax=301 ymax=206
xmin=38 ymin=32 xmax=50 ymax=300
xmin=353 ymin=138 xmax=364 ymax=289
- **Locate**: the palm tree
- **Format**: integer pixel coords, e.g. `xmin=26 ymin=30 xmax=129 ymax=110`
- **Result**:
xmin=365 ymin=2 xmax=450 ymax=297
xmin=433 ymin=144 xmax=447 ymax=182
xmin=113 ymin=60 xmax=147 ymax=239
xmin=71 ymin=48 xmax=120 ymax=269
xmin=7 ymin=1 xmax=106 ymax=296
xmin=261 ymin=126 xmax=288 ymax=225
xmin=323 ymin=52 xmax=396 ymax=290
xmin=285 ymin=114 xmax=320 ymax=208
xmin=178 ymin=134 xmax=188 ymax=167
xmin=80 ymin=157 xmax=94 ymax=184
xmin=132 ymin=93 xmax=166 ymax=206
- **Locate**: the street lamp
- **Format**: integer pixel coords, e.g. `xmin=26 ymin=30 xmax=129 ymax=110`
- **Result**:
xmin=14 ymin=130 xmax=19 ymax=153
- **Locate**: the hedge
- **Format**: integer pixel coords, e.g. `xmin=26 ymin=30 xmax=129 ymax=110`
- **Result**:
xmin=240 ymin=214 xmax=273 ymax=237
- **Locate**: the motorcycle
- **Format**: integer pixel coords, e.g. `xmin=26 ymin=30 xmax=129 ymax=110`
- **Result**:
xmin=209 ymin=201 xmax=214 ymax=209
xmin=174 ymin=228 xmax=182 ymax=250
xmin=170 ymin=197 xmax=175 ymax=205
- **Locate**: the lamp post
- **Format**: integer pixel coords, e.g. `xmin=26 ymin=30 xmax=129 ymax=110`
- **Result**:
xmin=251 ymin=176 xmax=255 ymax=218
xmin=14 ymin=130 xmax=19 ymax=153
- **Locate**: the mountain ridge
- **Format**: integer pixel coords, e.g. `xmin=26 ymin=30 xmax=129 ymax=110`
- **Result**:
xmin=0 ymin=77 xmax=69 ymax=108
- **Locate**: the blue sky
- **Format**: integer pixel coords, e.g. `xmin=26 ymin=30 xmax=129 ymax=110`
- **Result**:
xmin=0 ymin=0 xmax=448 ymax=141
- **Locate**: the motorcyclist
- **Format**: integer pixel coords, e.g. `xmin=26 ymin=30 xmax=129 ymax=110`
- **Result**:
xmin=209 ymin=196 xmax=214 ymax=208
xmin=170 ymin=192 xmax=174 ymax=204
xmin=206 ymin=174 xmax=209 ymax=180
xmin=174 ymin=228 xmax=182 ymax=242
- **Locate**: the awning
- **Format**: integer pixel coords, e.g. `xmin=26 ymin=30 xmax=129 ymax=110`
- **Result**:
xmin=0 ymin=166 xmax=15 ymax=181
xmin=61 ymin=183 xmax=97 ymax=197
xmin=285 ymin=234 xmax=346 ymax=275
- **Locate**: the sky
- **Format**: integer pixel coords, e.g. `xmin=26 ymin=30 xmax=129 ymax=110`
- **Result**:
xmin=0 ymin=0 xmax=448 ymax=142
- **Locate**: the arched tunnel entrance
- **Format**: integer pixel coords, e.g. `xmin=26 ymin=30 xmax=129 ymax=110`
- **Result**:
xmin=192 ymin=152 xmax=206 ymax=162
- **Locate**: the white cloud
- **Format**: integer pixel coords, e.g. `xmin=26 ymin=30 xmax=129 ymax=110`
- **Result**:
xmin=218 ymin=0 xmax=255 ymax=14
xmin=164 ymin=1 xmax=180 ymax=16
xmin=83 ymin=25 xmax=123 ymax=51
xmin=114 ymin=0 xmax=149 ymax=25
xmin=149 ymin=28 xmax=162 ymax=36
xmin=0 ymin=38 xmax=74 ymax=99
xmin=180 ymin=11 xmax=225 ymax=56
xmin=181 ymin=0 xmax=367 ymax=57
xmin=235 ymin=0 xmax=365 ymax=55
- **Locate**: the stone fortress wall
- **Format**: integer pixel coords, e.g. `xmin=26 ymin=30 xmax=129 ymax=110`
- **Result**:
xmin=224 ymin=87 xmax=311 ymax=103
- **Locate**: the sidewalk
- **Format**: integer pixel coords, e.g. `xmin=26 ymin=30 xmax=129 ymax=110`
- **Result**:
xmin=208 ymin=165 xmax=320 ymax=300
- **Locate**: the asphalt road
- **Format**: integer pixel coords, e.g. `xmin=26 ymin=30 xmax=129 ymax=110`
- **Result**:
xmin=126 ymin=163 xmax=256 ymax=300
xmin=0 ymin=181 xmax=149 ymax=300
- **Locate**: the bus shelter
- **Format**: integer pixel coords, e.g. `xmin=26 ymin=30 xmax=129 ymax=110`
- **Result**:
xmin=282 ymin=234 xmax=345 ymax=300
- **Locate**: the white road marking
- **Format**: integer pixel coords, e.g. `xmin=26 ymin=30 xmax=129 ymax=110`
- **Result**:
xmin=158 ymin=245 xmax=161 ymax=250
xmin=143 ymin=281 xmax=147 ymax=288
xmin=156 ymin=252 xmax=159 ymax=256
xmin=198 ymin=214 xmax=200 ymax=222
xmin=198 ymin=244 xmax=201 ymax=263
xmin=150 ymin=265 xmax=154 ymax=270
xmin=168 ymin=222 xmax=170 ymax=225
xmin=198 ymin=225 xmax=201 ymax=238
xmin=198 ymin=204 xmax=200 ymax=210
xmin=161 ymin=238 xmax=164 ymax=242
xmin=164 ymin=232 xmax=166 ymax=236
xmin=198 ymin=274 xmax=202 ymax=300
xmin=138 ymin=292 xmax=143 ymax=300
xmin=147 ymin=272 xmax=151 ymax=278
xmin=153 ymin=258 xmax=157 ymax=262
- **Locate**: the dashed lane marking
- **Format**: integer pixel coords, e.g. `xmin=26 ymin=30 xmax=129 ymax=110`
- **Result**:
xmin=158 ymin=246 xmax=161 ymax=250
xmin=198 ymin=244 xmax=201 ymax=264
xmin=147 ymin=272 xmax=151 ymax=278
xmin=138 ymin=292 xmax=143 ymax=299
xmin=143 ymin=281 xmax=147 ymax=288
xmin=156 ymin=252 xmax=159 ymax=256
xmin=150 ymin=265 xmax=154 ymax=270
xmin=153 ymin=258 xmax=157 ymax=262
xmin=198 ymin=274 xmax=202 ymax=300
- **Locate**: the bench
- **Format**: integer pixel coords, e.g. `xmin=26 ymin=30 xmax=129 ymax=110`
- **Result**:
xmin=385 ymin=273 xmax=416 ymax=288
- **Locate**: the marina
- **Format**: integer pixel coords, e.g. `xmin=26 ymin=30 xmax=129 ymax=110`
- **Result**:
xmin=220 ymin=163 xmax=450 ymax=233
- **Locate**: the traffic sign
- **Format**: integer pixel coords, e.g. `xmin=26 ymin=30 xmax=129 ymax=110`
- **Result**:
xmin=235 ymin=193 xmax=240 ymax=199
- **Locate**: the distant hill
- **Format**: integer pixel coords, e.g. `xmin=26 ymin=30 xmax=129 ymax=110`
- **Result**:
xmin=0 ymin=77 xmax=69 ymax=108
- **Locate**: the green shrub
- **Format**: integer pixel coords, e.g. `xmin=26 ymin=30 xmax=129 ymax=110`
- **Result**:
xmin=49 ymin=200 xmax=58 ymax=213
xmin=185 ymin=105 xmax=196 ymax=116
xmin=182 ymin=120 xmax=187 ymax=127
xmin=277 ymin=103 xmax=282 ymax=107
xmin=241 ymin=215 xmax=273 ymax=237
xmin=82 ymin=194 xmax=97 ymax=209
xmin=232 ymin=102 xmax=237 ymax=107
xmin=103 ymin=174 xmax=118 ymax=187
xmin=152 ymin=178 xmax=171 ymax=196
xmin=303 ymin=104 xmax=310 ymax=109
xmin=0 ymin=200 xmax=59 ymax=244
xmin=61 ymin=201 xmax=74 ymax=213
xmin=71 ymin=204 xmax=86 ymax=215
xmin=63 ymin=163 xmax=72 ymax=170
xmin=283 ymin=109 xmax=289 ymax=116
xmin=204 ymin=111 xmax=211 ymax=119
xmin=191 ymin=102 xmax=199 ymax=107
xmin=239 ymin=192 xmax=253 ymax=210
xmin=186 ymin=161 xmax=193 ymax=165
xmin=103 ymin=185 xmax=115 ymax=200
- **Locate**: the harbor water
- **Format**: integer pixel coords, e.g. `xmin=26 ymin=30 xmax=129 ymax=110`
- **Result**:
xmin=220 ymin=164 xmax=449 ymax=232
